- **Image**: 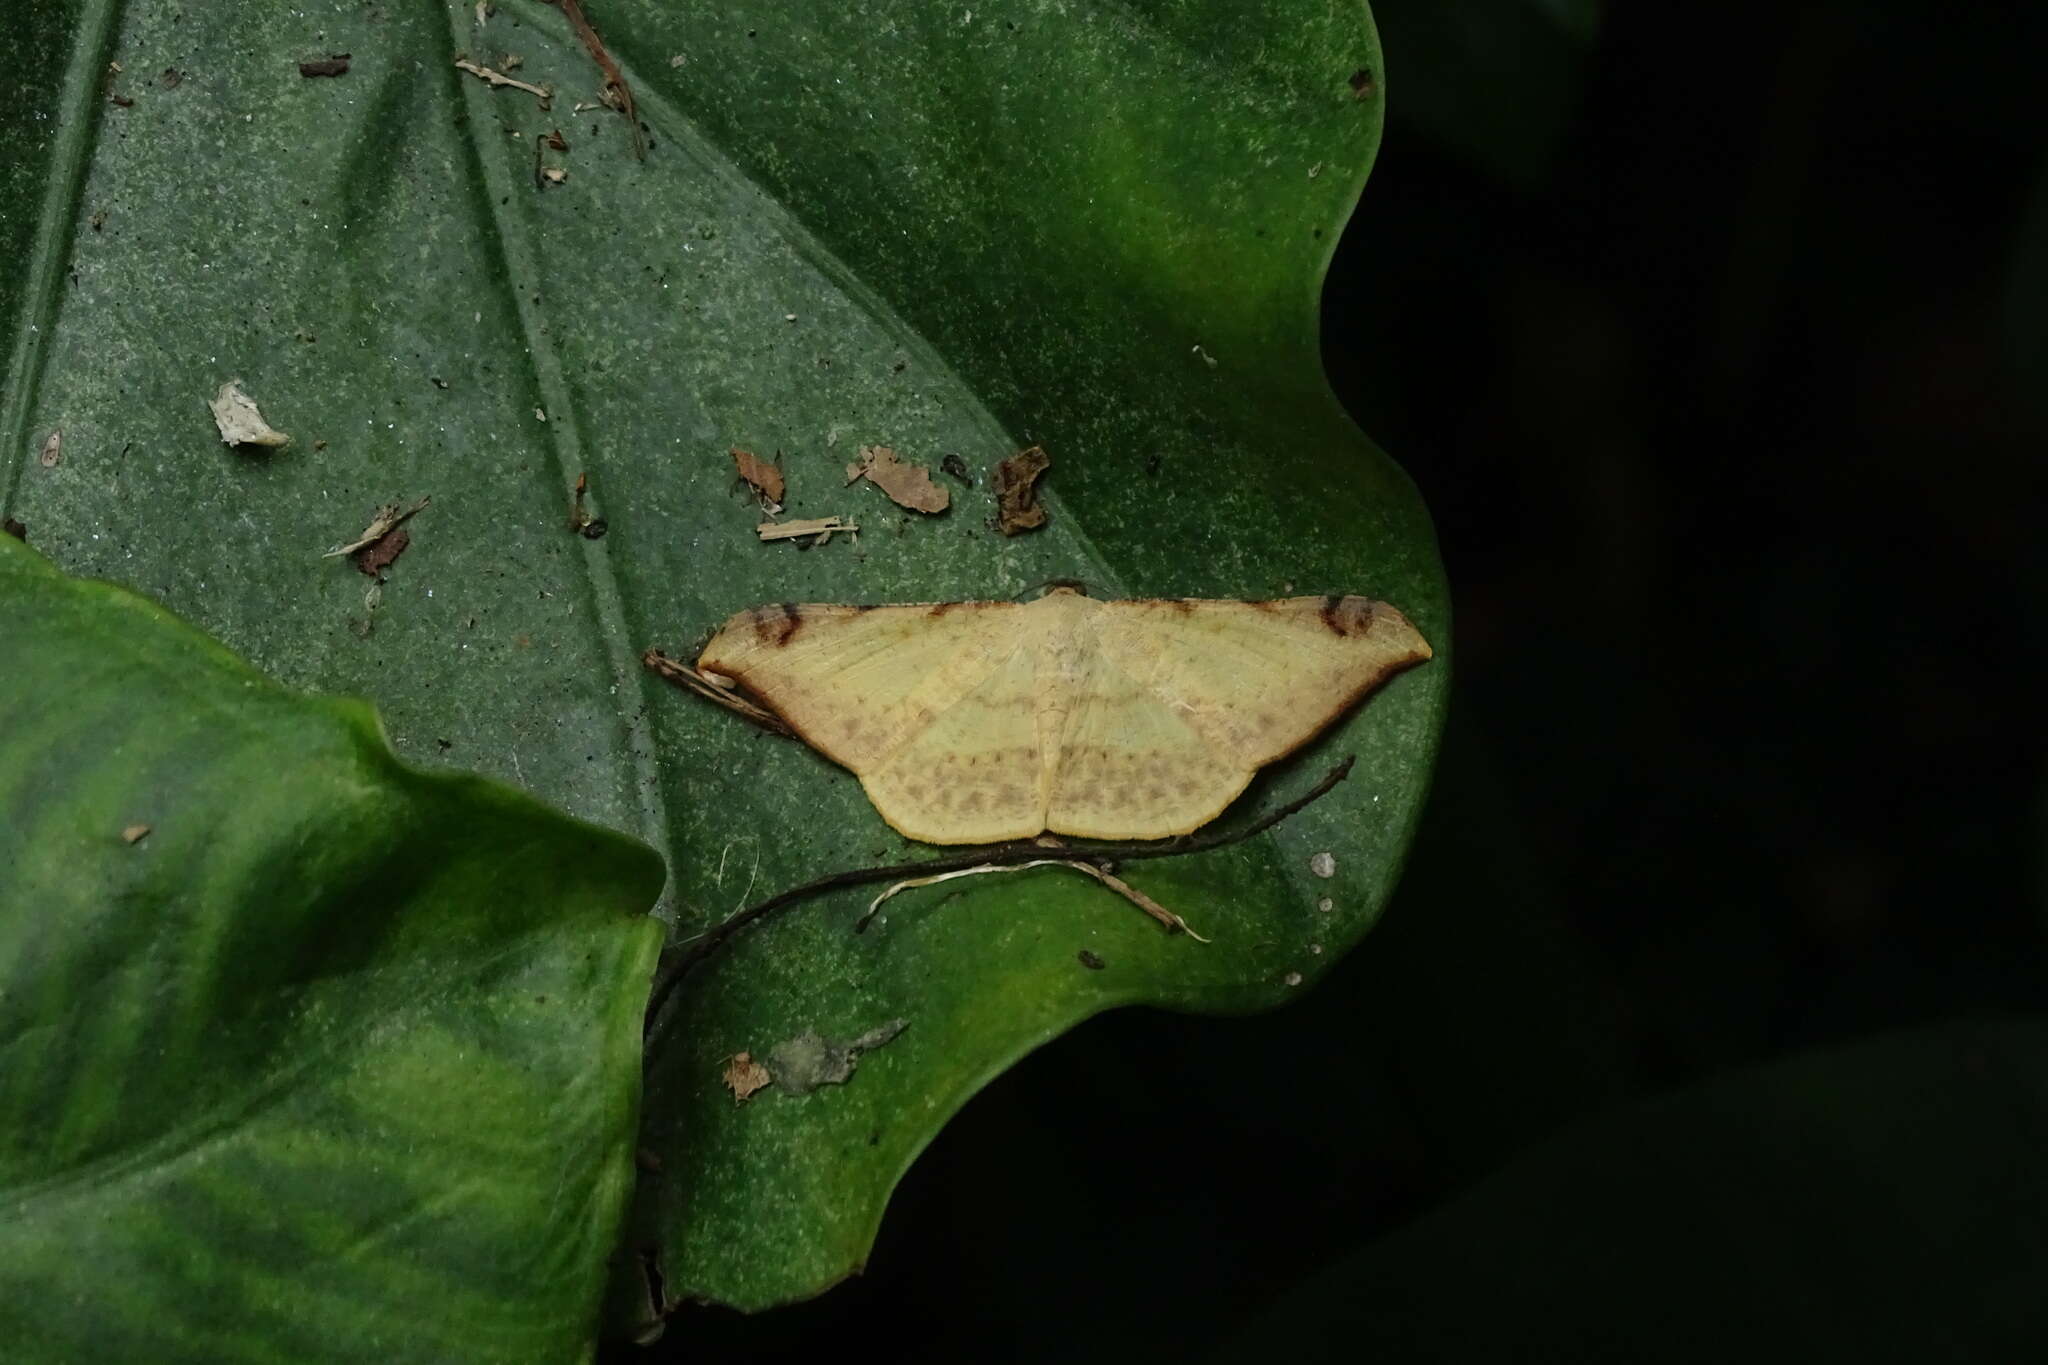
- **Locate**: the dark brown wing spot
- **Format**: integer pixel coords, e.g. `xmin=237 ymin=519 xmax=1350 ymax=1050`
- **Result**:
xmin=752 ymin=603 xmax=804 ymax=646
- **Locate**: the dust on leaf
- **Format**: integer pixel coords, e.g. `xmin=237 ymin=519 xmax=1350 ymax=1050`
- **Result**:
xmin=729 ymin=447 xmax=785 ymax=506
xmin=208 ymin=381 xmax=290 ymax=449
xmin=765 ymin=1019 xmax=908 ymax=1096
xmin=721 ymin=1052 xmax=772 ymax=1104
xmin=37 ymin=431 xmax=60 ymax=468
xmin=847 ymin=444 xmax=949 ymax=514
xmin=993 ymin=445 xmax=1051 ymax=535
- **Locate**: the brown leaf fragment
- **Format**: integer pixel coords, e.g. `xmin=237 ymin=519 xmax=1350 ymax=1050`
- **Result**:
xmin=354 ymin=528 xmax=410 ymax=578
xmin=765 ymin=1019 xmax=908 ymax=1097
xmin=756 ymin=516 xmax=855 ymax=544
xmin=993 ymin=445 xmax=1051 ymax=534
xmin=37 ymin=431 xmax=60 ymax=468
xmin=298 ymin=54 xmax=351 ymax=78
xmin=2 ymin=518 xmax=25 ymax=542
xmin=848 ymin=444 xmax=949 ymax=514
xmin=208 ymin=381 xmax=290 ymax=449
xmin=542 ymin=127 xmax=569 ymax=152
xmin=729 ymin=447 xmax=784 ymax=505
xmin=721 ymin=1051 xmax=772 ymax=1104
xmin=326 ymin=497 xmax=429 ymax=557
xmin=121 ymin=824 xmax=151 ymax=844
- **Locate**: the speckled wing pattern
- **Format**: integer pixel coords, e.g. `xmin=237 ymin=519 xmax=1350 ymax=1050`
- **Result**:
xmin=696 ymin=591 xmax=1431 ymax=844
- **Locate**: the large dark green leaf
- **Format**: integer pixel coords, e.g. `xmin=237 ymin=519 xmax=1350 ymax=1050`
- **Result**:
xmin=0 ymin=536 xmax=664 ymax=1361
xmin=2 ymin=0 xmax=1446 ymax=1314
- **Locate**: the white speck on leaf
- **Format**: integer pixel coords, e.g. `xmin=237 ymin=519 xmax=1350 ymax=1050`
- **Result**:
xmin=1309 ymin=852 xmax=1336 ymax=879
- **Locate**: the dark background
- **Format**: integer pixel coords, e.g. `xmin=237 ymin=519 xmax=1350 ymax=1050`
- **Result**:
xmin=661 ymin=2 xmax=2048 ymax=1359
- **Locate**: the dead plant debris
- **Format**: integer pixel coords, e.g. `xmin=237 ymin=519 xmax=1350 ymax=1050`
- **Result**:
xmin=721 ymin=1051 xmax=772 ymax=1104
xmin=558 ymin=0 xmax=645 ymax=158
xmin=765 ymin=1019 xmax=907 ymax=1096
xmin=729 ymin=447 xmax=785 ymax=506
xmin=37 ymin=431 xmax=60 ymax=468
xmin=326 ymin=497 xmax=428 ymax=559
xmin=756 ymin=515 xmax=856 ymax=546
xmin=298 ymin=54 xmax=351 ymax=78
xmin=454 ymin=57 xmax=551 ymax=108
xmin=993 ymin=445 xmax=1051 ymax=535
xmin=122 ymin=824 xmax=151 ymax=844
xmin=846 ymin=444 xmax=948 ymax=514
xmin=208 ymin=381 xmax=290 ymax=449
xmin=354 ymin=528 xmax=410 ymax=579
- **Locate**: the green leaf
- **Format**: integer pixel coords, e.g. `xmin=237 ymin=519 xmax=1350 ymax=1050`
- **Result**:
xmin=0 ymin=536 xmax=664 ymax=1360
xmin=3 ymin=0 xmax=1445 ymax=1315
xmin=1209 ymin=1018 xmax=2048 ymax=1363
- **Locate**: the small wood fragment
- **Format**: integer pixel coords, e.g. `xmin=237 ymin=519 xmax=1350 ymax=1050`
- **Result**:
xmin=756 ymin=516 xmax=856 ymax=543
xmin=298 ymin=54 xmax=351 ymax=78
xmin=122 ymin=824 xmax=151 ymax=844
xmin=209 ymin=381 xmax=290 ymax=449
xmin=558 ymin=0 xmax=644 ymax=158
xmin=325 ymin=497 xmax=429 ymax=558
xmin=993 ymin=445 xmax=1051 ymax=534
xmin=453 ymin=57 xmax=552 ymax=108
xmin=847 ymin=444 xmax=949 ymax=514
xmin=729 ymin=447 xmax=785 ymax=505
xmin=37 ymin=431 xmax=60 ymax=468
xmin=721 ymin=1052 xmax=772 ymax=1104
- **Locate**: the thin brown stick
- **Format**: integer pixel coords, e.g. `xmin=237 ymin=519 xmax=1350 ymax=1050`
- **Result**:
xmin=643 ymin=756 xmax=1355 ymax=1032
xmin=555 ymin=0 xmax=645 ymax=159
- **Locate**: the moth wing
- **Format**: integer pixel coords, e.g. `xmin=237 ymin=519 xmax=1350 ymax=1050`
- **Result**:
xmin=862 ymin=643 xmax=1048 ymax=844
xmin=696 ymin=602 xmax=1026 ymax=771
xmin=1090 ymin=596 xmax=1431 ymax=770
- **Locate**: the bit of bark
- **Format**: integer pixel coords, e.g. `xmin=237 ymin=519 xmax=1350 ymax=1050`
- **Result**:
xmin=298 ymin=54 xmax=351 ymax=78
xmin=721 ymin=1052 xmax=772 ymax=1104
xmin=730 ymin=447 xmax=785 ymax=505
xmin=993 ymin=445 xmax=1051 ymax=534
xmin=757 ymin=516 xmax=856 ymax=544
xmin=848 ymin=444 xmax=949 ymax=514
xmin=37 ymin=431 xmax=60 ymax=468
xmin=453 ymin=57 xmax=551 ymax=108
xmin=208 ymin=381 xmax=290 ymax=449
xmin=642 ymin=649 xmax=795 ymax=737
xmin=326 ymin=497 xmax=429 ymax=558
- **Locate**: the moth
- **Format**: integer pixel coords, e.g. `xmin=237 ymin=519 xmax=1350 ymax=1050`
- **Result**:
xmin=693 ymin=588 xmax=1431 ymax=845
